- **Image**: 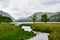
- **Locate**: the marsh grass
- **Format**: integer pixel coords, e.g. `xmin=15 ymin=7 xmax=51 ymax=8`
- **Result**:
xmin=0 ymin=24 xmax=35 ymax=40
xmin=22 ymin=23 xmax=60 ymax=40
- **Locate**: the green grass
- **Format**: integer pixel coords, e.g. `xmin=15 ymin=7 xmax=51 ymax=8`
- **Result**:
xmin=22 ymin=23 xmax=60 ymax=40
xmin=0 ymin=24 xmax=35 ymax=40
xmin=0 ymin=23 xmax=60 ymax=40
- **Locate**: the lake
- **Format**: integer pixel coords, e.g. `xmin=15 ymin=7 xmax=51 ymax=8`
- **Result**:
xmin=11 ymin=22 xmax=60 ymax=25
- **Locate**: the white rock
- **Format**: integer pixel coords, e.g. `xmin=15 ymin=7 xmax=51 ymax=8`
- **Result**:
xmin=22 ymin=26 xmax=32 ymax=32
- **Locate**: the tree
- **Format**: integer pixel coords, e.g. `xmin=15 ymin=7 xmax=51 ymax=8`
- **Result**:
xmin=0 ymin=14 xmax=12 ymax=23
xmin=2 ymin=16 xmax=12 ymax=23
xmin=41 ymin=14 xmax=49 ymax=24
xmin=0 ymin=15 xmax=2 ymax=23
xmin=31 ymin=14 xmax=37 ymax=24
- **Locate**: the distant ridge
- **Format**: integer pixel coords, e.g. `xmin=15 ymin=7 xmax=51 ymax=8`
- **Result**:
xmin=49 ymin=13 xmax=60 ymax=22
xmin=0 ymin=11 xmax=15 ymax=21
xmin=16 ymin=12 xmax=58 ymax=22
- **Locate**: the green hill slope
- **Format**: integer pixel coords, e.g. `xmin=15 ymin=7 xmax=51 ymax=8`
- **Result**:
xmin=16 ymin=12 xmax=57 ymax=22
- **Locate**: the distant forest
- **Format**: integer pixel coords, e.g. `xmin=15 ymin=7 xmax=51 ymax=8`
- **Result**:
xmin=0 ymin=15 xmax=12 ymax=23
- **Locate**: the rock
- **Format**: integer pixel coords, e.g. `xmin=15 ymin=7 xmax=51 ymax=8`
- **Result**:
xmin=22 ymin=26 xmax=32 ymax=32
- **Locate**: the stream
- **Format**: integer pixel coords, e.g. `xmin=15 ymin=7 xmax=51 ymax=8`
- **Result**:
xmin=22 ymin=26 xmax=49 ymax=40
xmin=28 ymin=32 xmax=49 ymax=40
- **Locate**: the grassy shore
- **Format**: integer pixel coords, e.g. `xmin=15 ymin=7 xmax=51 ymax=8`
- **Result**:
xmin=21 ymin=23 xmax=60 ymax=40
xmin=0 ymin=23 xmax=60 ymax=40
xmin=0 ymin=24 xmax=35 ymax=40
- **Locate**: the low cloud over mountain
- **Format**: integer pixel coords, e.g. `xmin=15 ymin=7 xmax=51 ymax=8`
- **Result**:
xmin=0 ymin=11 xmax=15 ymax=21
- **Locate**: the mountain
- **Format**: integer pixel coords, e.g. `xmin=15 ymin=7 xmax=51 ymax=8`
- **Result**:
xmin=49 ymin=13 xmax=60 ymax=22
xmin=16 ymin=12 xmax=57 ymax=22
xmin=0 ymin=11 xmax=15 ymax=21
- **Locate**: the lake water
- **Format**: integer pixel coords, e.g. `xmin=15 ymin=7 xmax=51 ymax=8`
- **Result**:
xmin=11 ymin=22 xmax=60 ymax=25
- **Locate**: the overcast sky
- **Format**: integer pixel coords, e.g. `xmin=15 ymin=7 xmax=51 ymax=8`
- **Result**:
xmin=0 ymin=0 xmax=60 ymax=19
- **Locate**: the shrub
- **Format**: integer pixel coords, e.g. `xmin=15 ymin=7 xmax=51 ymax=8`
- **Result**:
xmin=32 ymin=27 xmax=54 ymax=33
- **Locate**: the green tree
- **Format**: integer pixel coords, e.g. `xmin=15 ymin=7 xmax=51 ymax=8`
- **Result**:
xmin=0 ymin=15 xmax=12 ymax=23
xmin=41 ymin=14 xmax=49 ymax=24
xmin=31 ymin=14 xmax=37 ymax=24
xmin=0 ymin=15 xmax=2 ymax=23
xmin=2 ymin=16 xmax=12 ymax=23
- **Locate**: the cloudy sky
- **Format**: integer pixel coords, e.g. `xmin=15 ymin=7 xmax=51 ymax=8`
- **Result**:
xmin=0 ymin=0 xmax=60 ymax=19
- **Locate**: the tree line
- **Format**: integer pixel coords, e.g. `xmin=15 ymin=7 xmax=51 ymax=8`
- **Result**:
xmin=32 ymin=14 xmax=49 ymax=24
xmin=0 ymin=15 xmax=12 ymax=23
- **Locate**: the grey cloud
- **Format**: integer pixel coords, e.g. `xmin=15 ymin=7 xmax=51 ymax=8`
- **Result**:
xmin=0 ymin=0 xmax=60 ymax=19
xmin=43 ymin=1 xmax=60 ymax=5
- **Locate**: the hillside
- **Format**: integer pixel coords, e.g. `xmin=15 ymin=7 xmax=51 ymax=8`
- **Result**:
xmin=0 ymin=11 xmax=15 ymax=21
xmin=16 ymin=12 xmax=57 ymax=22
xmin=49 ymin=13 xmax=60 ymax=22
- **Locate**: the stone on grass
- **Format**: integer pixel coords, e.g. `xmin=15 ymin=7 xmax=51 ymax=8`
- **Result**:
xmin=22 ymin=26 xmax=32 ymax=32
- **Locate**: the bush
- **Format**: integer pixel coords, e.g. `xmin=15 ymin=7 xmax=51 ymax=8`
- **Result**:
xmin=32 ymin=27 xmax=54 ymax=33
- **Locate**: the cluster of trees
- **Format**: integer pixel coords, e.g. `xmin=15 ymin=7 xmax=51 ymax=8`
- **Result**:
xmin=31 ymin=14 xmax=37 ymax=24
xmin=32 ymin=14 xmax=49 ymax=24
xmin=0 ymin=15 xmax=12 ymax=23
